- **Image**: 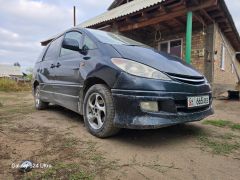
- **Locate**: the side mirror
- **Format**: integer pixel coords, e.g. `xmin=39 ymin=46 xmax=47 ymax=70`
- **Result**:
xmin=81 ymin=45 xmax=89 ymax=56
xmin=62 ymin=38 xmax=80 ymax=51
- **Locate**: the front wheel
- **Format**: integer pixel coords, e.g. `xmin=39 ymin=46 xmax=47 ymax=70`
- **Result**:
xmin=83 ymin=84 xmax=120 ymax=138
xmin=34 ymin=86 xmax=48 ymax=110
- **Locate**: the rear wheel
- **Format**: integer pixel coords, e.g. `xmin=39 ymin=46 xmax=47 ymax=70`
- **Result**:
xmin=83 ymin=84 xmax=120 ymax=138
xmin=34 ymin=86 xmax=48 ymax=110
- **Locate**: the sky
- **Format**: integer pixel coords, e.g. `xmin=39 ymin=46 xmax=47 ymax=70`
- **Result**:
xmin=0 ymin=0 xmax=240 ymax=72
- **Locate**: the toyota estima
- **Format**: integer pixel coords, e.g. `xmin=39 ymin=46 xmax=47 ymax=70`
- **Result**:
xmin=33 ymin=28 xmax=213 ymax=138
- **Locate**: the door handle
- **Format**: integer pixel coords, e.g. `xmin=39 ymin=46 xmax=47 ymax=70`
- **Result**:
xmin=50 ymin=64 xmax=55 ymax=68
xmin=56 ymin=62 xmax=61 ymax=68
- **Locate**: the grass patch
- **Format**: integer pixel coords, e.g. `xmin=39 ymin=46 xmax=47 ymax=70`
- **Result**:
xmin=70 ymin=170 xmax=94 ymax=180
xmin=199 ymin=134 xmax=240 ymax=155
xmin=22 ymin=134 xmax=118 ymax=180
xmin=91 ymin=154 xmax=105 ymax=163
xmin=0 ymin=92 xmax=34 ymax=123
xmin=0 ymin=105 xmax=35 ymax=122
xmin=62 ymin=137 xmax=79 ymax=148
xmin=4 ymin=106 xmax=35 ymax=114
xmin=42 ymin=163 xmax=93 ymax=180
xmin=203 ymin=120 xmax=232 ymax=127
xmin=218 ymin=133 xmax=236 ymax=140
xmin=0 ymin=78 xmax=31 ymax=92
xmin=23 ymin=163 xmax=94 ymax=180
xmin=203 ymin=120 xmax=240 ymax=131
xmin=0 ymin=91 xmax=118 ymax=179
xmin=231 ymin=124 xmax=240 ymax=130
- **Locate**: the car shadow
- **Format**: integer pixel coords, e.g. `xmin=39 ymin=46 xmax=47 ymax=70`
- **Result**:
xmin=45 ymin=105 xmax=205 ymax=147
xmin=112 ymin=124 xmax=204 ymax=147
xmin=46 ymin=104 xmax=84 ymax=123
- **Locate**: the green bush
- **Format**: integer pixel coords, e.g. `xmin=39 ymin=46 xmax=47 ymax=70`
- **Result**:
xmin=0 ymin=78 xmax=31 ymax=92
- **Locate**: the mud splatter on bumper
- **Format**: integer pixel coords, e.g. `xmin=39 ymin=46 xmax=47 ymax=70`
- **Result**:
xmin=112 ymin=89 xmax=214 ymax=129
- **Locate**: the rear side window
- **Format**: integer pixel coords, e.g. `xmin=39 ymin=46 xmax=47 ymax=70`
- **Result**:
xmin=44 ymin=36 xmax=63 ymax=61
xmin=36 ymin=46 xmax=48 ymax=62
xmin=60 ymin=31 xmax=83 ymax=56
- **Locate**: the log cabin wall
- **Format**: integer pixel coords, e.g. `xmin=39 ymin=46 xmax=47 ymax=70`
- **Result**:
xmin=213 ymin=24 xmax=240 ymax=96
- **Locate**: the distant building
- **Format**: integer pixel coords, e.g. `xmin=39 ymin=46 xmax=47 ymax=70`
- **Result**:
xmin=0 ymin=64 xmax=23 ymax=79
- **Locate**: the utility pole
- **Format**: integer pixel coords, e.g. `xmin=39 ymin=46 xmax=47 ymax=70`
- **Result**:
xmin=73 ymin=6 xmax=76 ymax=26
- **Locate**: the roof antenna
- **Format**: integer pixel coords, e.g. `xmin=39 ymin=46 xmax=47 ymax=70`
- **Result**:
xmin=73 ymin=6 xmax=76 ymax=26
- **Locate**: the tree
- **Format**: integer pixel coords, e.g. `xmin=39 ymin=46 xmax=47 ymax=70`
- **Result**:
xmin=14 ymin=62 xmax=21 ymax=67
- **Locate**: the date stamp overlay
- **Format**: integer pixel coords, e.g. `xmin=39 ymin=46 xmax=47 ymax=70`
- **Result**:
xmin=12 ymin=160 xmax=52 ymax=173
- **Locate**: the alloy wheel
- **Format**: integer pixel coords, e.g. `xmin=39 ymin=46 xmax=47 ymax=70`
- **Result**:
xmin=35 ymin=89 xmax=40 ymax=107
xmin=86 ymin=93 xmax=106 ymax=130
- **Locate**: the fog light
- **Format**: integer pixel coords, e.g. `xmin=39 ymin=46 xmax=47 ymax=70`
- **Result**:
xmin=140 ymin=101 xmax=158 ymax=112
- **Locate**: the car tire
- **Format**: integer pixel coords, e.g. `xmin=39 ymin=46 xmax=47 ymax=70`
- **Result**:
xmin=83 ymin=84 xmax=120 ymax=138
xmin=34 ymin=86 xmax=48 ymax=110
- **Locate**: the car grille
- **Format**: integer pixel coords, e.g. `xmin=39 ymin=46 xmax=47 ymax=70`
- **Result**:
xmin=166 ymin=73 xmax=205 ymax=85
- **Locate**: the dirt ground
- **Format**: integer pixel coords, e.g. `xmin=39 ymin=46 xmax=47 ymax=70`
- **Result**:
xmin=0 ymin=92 xmax=240 ymax=180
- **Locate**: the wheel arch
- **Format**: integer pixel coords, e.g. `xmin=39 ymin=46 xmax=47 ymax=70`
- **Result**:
xmin=83 ymin=77 xmax=110 ymax=95
xmin=79 ymin=77 xmax=111 ymax=115
xmin=32 ymin=80 xmax=39 ymax=94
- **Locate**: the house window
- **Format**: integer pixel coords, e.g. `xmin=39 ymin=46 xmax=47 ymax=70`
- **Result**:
xmin=220 ymin=44 xmax=225 ymax=70
xmin=159 ymin=39 xmax=182 ymax=58
xmin=160 ymin=42 xmax=168 ymax=53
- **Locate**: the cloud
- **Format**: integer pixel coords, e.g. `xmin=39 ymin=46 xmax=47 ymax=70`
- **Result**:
xmin=0 ymin=0 xmax=113 ymax=71
xmin=0 ymin=0 xmax=74 ymax=40
xmin=225 ymin=0 xmax=240 ymax=32
xmin=0 ymin=28 xmax=19 ymax=39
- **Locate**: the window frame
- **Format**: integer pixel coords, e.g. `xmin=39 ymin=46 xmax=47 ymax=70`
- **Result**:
xmin=231 ymin=63 xmax=234 ymax=74
xmin=43 ymin=35 xmax=64 ymax=61
xmin=42 ymin=42 xmax=53 ymax=61
xmin=220 ymin=43 xmax=225 ymax=71
xmin=37 ymin=46 xmax=49 ymax=62
xmin=158 ymin=38 xmax=183 ymax=58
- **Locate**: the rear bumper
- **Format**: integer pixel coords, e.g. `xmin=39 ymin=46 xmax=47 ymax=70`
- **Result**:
xmin=111 ymin=89 xmax=214 ymax=129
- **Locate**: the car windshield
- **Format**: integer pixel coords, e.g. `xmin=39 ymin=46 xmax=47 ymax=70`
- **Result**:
xmin=87 ymin=28 xmax=146 ymax=46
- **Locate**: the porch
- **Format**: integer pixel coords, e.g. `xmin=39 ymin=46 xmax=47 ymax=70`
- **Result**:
xmin=79 ymin=0 xmax=240 ymax=84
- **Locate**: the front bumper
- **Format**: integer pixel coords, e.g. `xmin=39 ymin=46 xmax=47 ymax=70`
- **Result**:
xmin=111 ymin=89 xmax=214 ymax=129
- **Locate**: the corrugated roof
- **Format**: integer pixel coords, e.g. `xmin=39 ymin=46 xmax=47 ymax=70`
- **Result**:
xmin=79 ymin=0 xmax=165 ymax=28
xmin=0 ymin=64 xmax=22 ymax=77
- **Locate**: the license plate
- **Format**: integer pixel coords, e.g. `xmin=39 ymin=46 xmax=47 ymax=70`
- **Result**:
xmin=187 ymin=95 xmax=209 ymax=108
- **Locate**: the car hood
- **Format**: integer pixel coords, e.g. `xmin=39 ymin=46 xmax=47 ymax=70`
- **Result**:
xmin=111 ymin=44 xmax=203 ymax=77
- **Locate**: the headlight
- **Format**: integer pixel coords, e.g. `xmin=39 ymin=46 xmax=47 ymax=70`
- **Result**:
xmin=111 ymin=58 xmax=171 ymax=80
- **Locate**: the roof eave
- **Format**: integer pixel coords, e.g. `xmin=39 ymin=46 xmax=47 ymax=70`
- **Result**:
xmin=220 ymin=0 xmax=240 ymax=51
xmin=108 ymin=0 xmax=124 ymax=10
